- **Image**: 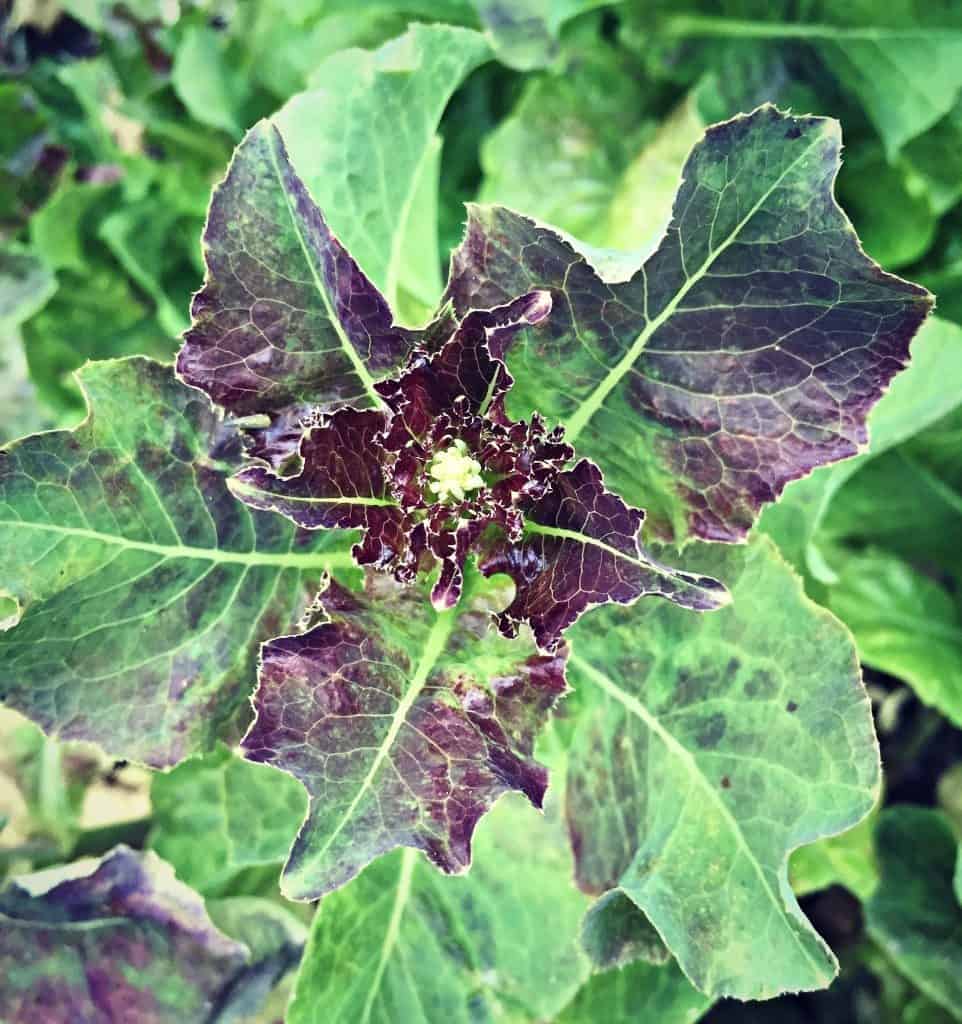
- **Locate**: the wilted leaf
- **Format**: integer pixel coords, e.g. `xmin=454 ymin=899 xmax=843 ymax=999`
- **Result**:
xmin=0 ymin=358 xmax=353 ymax=767
xmin=565 ymin=536 xmax=879 ymax=999
xmin=243 ymin=572 xmax=567 ymax=900
xmin=447 ymin=107 xmax=931 ymax=542
xmin=0 ymin=846 xmax=250 ymax=1023
xmin=866 ymin=807 xmax=962 ymax=1021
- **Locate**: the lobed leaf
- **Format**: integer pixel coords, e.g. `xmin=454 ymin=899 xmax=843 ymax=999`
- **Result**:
xmin=446 ymin=106 xmax=932 ymax=542
xmin=0 ymin=358 xmax=353 ymax=767
xmin=242 ymin=572 xmax=567 ymax=901
xmin=483 ymin=458 xmax=729 ymax=651
xmin=564 ymin=535 xmax=879 ymax=999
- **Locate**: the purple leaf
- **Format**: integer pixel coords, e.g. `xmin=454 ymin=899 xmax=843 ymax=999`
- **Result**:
xmin=230 ymin=408 xmax=407 ymax=571
xmin=242 ymin=573 xmax=567 ymax=900
xmin=445 ymin=106 xmax=933 ymax=542
xmin=177 ymin=120 xmax=415 ymax=416
xmin=482 ymin=459 xmax=729 ymax=651
xmin=0 ymin=846 xmax=249 ymax=1023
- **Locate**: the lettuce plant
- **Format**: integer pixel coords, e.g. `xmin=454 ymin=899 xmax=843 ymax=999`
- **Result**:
xmin=0 ymin=78 xmax=936 ymax=1017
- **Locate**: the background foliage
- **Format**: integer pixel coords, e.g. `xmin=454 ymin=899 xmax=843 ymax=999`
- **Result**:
xmin=1 ymin=1 xmax=961 ymax=1021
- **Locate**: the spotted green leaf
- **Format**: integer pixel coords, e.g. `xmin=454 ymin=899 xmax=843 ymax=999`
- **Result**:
xmin=0 ymin=358 xmax=353 ymax=767
xmin=565 ymin=535 xmax=879 ymax=999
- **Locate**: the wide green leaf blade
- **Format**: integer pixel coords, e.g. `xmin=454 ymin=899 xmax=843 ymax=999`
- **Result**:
xmin=148 ymin=744 xmax=307 ymax=895
xmin=0 ymin=358 xmax=353 ymax=767
xmin=565 ymin=535 xmax=879 ymax=999
xmin=274 ymin=23 xmax=490 ymax=320
xmin=287 ymin=790 xmax=594 ymax=1023
xmin=866 ymin=807 xmax=962 ymax=1021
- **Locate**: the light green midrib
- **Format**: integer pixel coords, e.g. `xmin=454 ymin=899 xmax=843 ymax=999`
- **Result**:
xmin=360 ymin=846 xmax=418 ymax=1024
xmin=664 ymin=15 xmax=962 ymax=40
xmin=304 ymin=605 xmax=458 ymax=882
xmin=0 ymin=520 xmax=355 ymax=568
xmin=563 ymin=133 xmax=827 ymax=443
xmin=524 ymin=521 xmax=727 ymax=601
xmin=569 ymin=651 xmax=829 ymax=981
xmin=267 ymin=133 xmax=387 ymax=411
xmin=229 ymin=477 xmax=398 ymax=508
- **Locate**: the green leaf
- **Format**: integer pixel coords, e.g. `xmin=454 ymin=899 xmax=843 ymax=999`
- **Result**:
xmin=759 ymin=315 xmax=962 ymax=582
xmin=663 ymin=9 xmax=962 ymax=157
xmin=556 ymin=959 xmax=712 ymax=1024
xmin=204 ymin=897 xmax=308 ymax=1022
xmin=286 ymin=790 xmax=594 ymax=1023
xmin=273 ymin=23 xmax=490 ymax=319
xmin=565 ymin=535 xmax=879 ymax=999
xmin=478 ymin=38 xmax=651 ymax=247
xmin=0 ymin=358 xmax=354 ymax=767
xmin=471 ymin=0 xmax=610 ymax=69
xmin=0 ymin=245 xmax=55 ymax=332
xmin=447 ymin=107 xmax=931 ymax=543
xmin=866 ymin=807 xmax=962 ymax=1021
xmin=148 ymin=744 xmax=307 ymax=895
xmin=789 ymin=805 xmax=879 ymax=902
xmin=171 ymin=24 xmax=248 ymax=138
xmin=580 ymin=888 xmax=671 ymax=969
xmin=826 ymin=551 xmax=962 ymax=727
xmin=243 ymin=572 xmax=567 ymax=900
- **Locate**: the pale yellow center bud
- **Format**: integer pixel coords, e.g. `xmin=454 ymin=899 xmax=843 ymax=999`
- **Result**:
xmin=427 ymin=440 xmax=485 ymax=503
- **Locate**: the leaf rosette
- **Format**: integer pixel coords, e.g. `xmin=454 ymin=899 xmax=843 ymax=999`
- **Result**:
xmin=182 ymin=120 xmax=728 ymax=652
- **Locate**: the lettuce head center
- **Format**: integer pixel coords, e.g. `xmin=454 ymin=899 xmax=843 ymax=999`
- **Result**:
xmin=427 ymin=439 xmax=485 ymax=502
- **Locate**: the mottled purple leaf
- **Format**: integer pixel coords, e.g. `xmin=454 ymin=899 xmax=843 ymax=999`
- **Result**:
xmin=482 ymin=459 xmax=729 ymax=651
xmin=446 ymin=106 xmax=932 ymax=542
xmin=242 ymin=571 xmax=567 ymax=900
xmin=177 ymin=120 xmax=415 ymax=416
xmin=0 ymin=846 xmax=248 ymax=1023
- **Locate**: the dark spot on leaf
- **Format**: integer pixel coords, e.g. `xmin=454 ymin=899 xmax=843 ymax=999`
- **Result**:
xmin=744 ymin=668 xmax=777 ymax=699
xmin=786 ymin=123 xmax=802 ymax=139
xmin=721 ymin=775 xmax=731 ymax=789
xmin=787 ymin=700 xmax=798 ymax=713
xmin=695 ymin=712 xmax=726 ymax=749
